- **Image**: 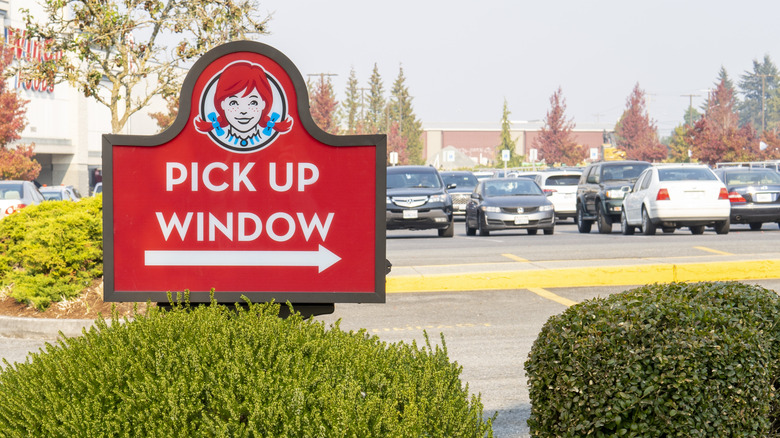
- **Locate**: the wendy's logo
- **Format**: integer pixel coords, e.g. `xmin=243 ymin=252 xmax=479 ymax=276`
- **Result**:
xmin=194 ymin=61 xmax=294 ymax=153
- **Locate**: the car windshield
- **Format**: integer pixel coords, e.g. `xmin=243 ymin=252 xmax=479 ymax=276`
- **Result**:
xmin=0 ymin=183 xmax=24 ymax=200
xmin=601 ymin=164 xmax=649 ymax=181
xmin=387 ymin=171 xmax=442 ymax=189
xmin=725 ymin=170 xmax=780 ymax=185
xmin=545 ymin=174 xmax=580 ymax=186
xmin=484 ymin=179 xmax=542 ymax=197
xmin=43 ymin=192 xmax=63 ymax=201
xmin=658 ymin=167 xmax=717 ymax=181
xmin=442 ymin=173 xmax=478 ymax=188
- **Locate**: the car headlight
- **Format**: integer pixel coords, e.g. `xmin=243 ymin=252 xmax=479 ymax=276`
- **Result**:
xmin=605 ymin=189 xmax=625 ymax=199
xmin=539 ymin=204 xmax=554 ymax=212
xmin=428 ymin=194 xmax=449 ymax=203
xmin=481 ymin=206 xmax=501 ymax=213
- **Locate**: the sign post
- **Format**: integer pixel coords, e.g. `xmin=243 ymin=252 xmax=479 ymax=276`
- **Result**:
xmin=102 ymin=41 xmax=386 ymax=308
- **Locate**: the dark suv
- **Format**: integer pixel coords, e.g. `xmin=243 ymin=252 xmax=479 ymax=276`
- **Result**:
xmin=386 ymin=166 xmax=454 ymax=237
xmin=576 ymin=160 xmax=651 ymax=234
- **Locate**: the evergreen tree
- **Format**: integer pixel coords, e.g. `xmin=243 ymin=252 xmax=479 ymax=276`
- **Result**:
xmin=308 ymin=74 xmax=339 ymax=134
xmin=738 ymin=55 xmax=780 ymax=134
xmin=497 ymin=99 xmax=521 ymax=166
xmin=665 ymin=124 xmax=693 ymax=163
xmin=614 ymin=83 xmax=667 ymax=162
xmin=534 ymin=87 xmax=584 ymax=166
xmin=341 ymin=67 xmax=361 ymax=134
xmin=388 ymin=66 xmax=424 ymax=165
xmin=365 ymin=64 xmax=386 ymax=134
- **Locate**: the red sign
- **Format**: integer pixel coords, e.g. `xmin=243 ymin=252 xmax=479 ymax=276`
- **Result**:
xmin=103 ymin=42 xmax=386 ymax=304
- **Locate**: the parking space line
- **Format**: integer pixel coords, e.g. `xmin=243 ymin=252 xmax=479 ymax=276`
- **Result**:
xmin=694 ymin=246 xmax=733 ymax=256
xmin=502 ymin=254 xmax=528 ymax=262
xmin=528 ymin=287 xmax=578 ymax=307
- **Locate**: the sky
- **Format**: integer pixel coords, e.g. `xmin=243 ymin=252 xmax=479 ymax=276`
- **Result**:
xmin=259 ymin=0 xmax=780 ymax=137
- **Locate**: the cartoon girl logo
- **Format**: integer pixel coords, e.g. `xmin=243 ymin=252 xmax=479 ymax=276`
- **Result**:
xmin=194 ymin=61 xmax=293 ymax=153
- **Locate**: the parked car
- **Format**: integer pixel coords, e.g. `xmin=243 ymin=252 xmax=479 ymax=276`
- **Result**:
xmin=386 ymin=165 xmax=454 ymax=237
xmin=0 ymin=180 xmax=45 ymax=219
xmin=535 ymin=169 xmax=583 ymax=221
xmin=576 ymin=160 xmax=652 ymax=233
xmin=40 ymin=185 xmax=82 ymax=201
xmin=440 ymin=170 xmax=479 ymax=219
xmin=93 ymin=182 xmax=103 ymax=196
xmin=621 ymin=164 xmax=730 ymax=235
xmin=713 ymin=166 xmax=780 ymax=230
xmin=465 ymin=178 xmax=555 ymax=236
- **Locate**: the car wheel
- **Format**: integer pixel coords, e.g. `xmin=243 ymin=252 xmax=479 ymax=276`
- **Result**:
xmin=527 ymin=228 xmax=538 ymax=235
xmin=749 ymin=222 xmax=763 ymax=231
xmin=576 ymin=204 xmax=592 ymax=233
xmin=715 ymin=218 xmax=730 ymax=235
xmin=641 ymin=208 xmax=656 ymax=236
xmin=478 ymin=213 xmax=490 ymax=236
xmin=438 ymin=219 xmax=454 ymax=237
xmin=690 ymin=225 xmax=705 ymax=235
xmin=597 ymin=204 xmax=612 ymax=234
xmin=543 ymin=226 xmax=554 ymax=235
xmin=465 ymin=216 xmax=476 ymax=236
xmin=620 ymin=211 xmax=634 ymax=235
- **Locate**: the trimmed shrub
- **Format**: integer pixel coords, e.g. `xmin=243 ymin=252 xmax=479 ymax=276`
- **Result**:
xmin=0 ymin=299 xmax=494 ymax=437
xmin=0 ymin=196 xmax=103 ymax=309
xmin=525 ymin=281 xmax=780 ymax=437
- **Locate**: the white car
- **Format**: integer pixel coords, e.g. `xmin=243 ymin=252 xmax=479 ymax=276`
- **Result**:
xmin=0 ymin=180 xmax=44 ymax=219
xmin=621 ymin=164 xmax=730 ymax=235
xmin=535 ymin=169 xmax=582 ymax=221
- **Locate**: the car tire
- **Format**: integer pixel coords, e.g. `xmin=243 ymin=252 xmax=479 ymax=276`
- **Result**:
xmin=597 ymin=204 xmax=612 ymax=234
xmin=438 ymin=219 xmax=454 ymax=237
xmin=543 ymin=226 xmax=554 ymax=235
xmin=749 ymin=222 xmax=763 ymax=231
xmin=576 ymin=204 xmax=592 ymax=233
xmin=621 ymin=211 xmax=634 ymax=235
xmin=641 ymin=208 xmax=656 ymax=236
xmin=690 ymin=225 xmax=705 ymax=235
xmin=527 ymin=228 xmax=538 ymax=235
xmin=465 ymin=217 xmax=476 ymax=236
xmin=478 ymin=213 xmax=490 ymax=236
xmin=715 ymin=218 xmax=730 ymax=235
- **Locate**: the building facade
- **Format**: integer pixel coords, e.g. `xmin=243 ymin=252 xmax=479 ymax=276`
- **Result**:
xmin=2 ymin=0 xmax=165 ymax=195
xmin=423 ymin=121 xmax=614 ymax=169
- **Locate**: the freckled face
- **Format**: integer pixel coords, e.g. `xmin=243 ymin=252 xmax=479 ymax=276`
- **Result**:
xmin=220 ymin=88 xmax=265 ymax=133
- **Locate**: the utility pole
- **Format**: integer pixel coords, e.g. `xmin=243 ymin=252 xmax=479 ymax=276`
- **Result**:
xmin=680 ymin=93 xmax=701 ymax=125
xmin=756 ymin=73 xmax=773 ymax=133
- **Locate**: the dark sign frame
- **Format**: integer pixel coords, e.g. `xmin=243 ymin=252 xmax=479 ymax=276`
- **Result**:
xmin=102 ymin=41 xmax=386 ymax=304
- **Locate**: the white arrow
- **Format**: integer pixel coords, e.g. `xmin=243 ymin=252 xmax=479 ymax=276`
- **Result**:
xmin=144 ymin=245 xmax=341 ymax=273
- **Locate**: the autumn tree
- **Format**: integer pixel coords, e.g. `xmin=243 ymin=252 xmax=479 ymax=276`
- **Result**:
xmin=534 ymin=87 xmax=584 ymax=166
xmin=664 ymin=124 xmax=693 ymax=163
xmin=688 ymin=77 xmax=760 ymax=165
xmin=738 ymin=55 xmax=780 ymax=134
xmin=387 ymin=66 xmax=423 ymax=165
xmin=308 ymin=74 xmax=339 ymax=135
xmin=759 ymin=130 xmax=780 ymax=160
xmin=0 ymin=45 xmax=39 ymax=180
xmin=148 ymin=96 xmax=179 ymax=133
xmin=364 ymin=64 xmax=386 ymax=134
xmin=386 ymin=121 xmax=409 ymax=165
xmin=614 ymin=83 xmax=667 ymax=162
xmin=19 ymin=0 xmax=270 ymax=134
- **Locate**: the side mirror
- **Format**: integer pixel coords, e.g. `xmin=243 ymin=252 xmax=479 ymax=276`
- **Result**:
xmin=471 ymin=192 xmax=481 ymax=200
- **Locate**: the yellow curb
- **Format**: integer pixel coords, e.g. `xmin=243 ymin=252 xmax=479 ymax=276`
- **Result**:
xmin=386 ymin=260 xmax=780 ymax=293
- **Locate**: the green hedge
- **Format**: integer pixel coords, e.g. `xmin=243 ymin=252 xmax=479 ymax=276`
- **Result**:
xmin=0 ymin=196 xmax=103 ymax=309
xmin=0 ymin=299 xmax=494 ymax=437
xmin=525 ymin=281 xmax=780 ymax=437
